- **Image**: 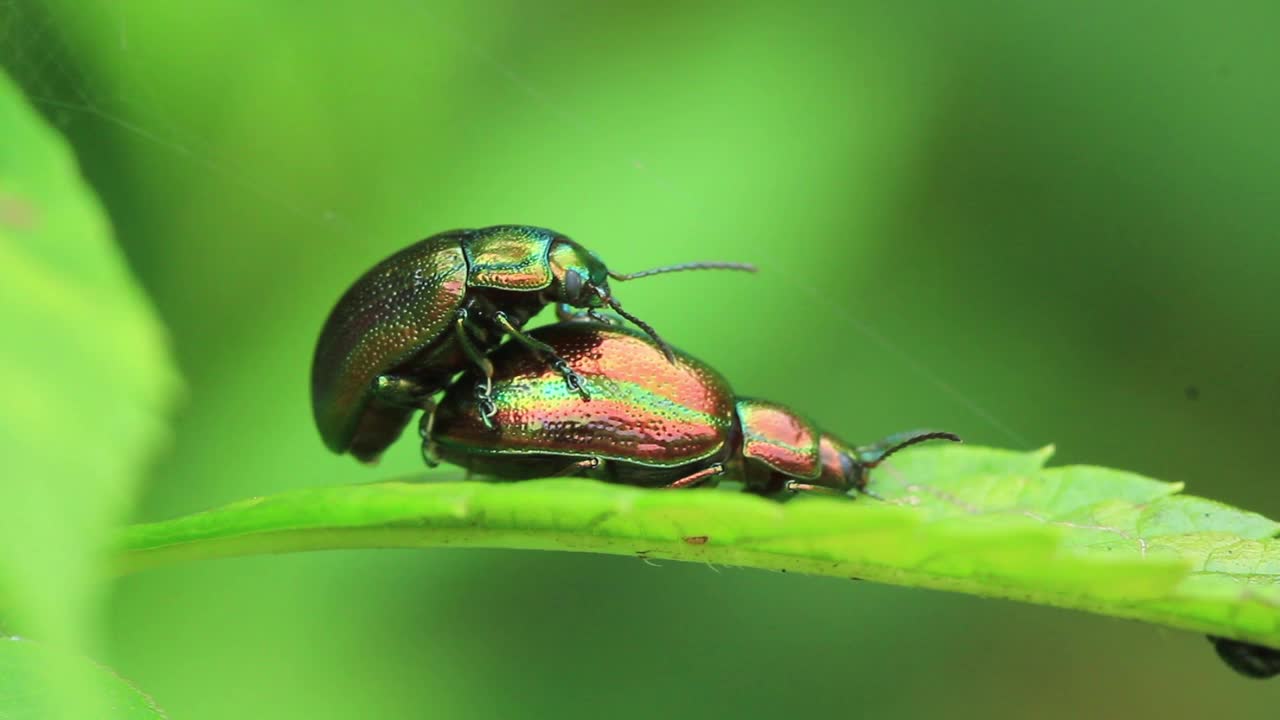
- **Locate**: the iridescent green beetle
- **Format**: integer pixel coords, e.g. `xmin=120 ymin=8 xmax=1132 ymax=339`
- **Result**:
xmin=423 ymin=320 xmax=959 ymax=497
xmin=311 ymin=226 xmax=754 ymax=463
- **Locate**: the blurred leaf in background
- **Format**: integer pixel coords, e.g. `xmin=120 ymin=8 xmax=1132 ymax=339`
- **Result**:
xmin=2 ymin=0 xmax=1278 ymax=718
xmin=0 ymin=63 xmax=178 ymax=717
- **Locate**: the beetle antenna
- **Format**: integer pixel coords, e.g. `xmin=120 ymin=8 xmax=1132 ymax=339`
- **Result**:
xmin=609 ymin=261 xmax=756 ymax=281
xmin=856 ymin=430 xmax=961 ymax=468
xmin=598 ymin=290 xmax=677 ymax=363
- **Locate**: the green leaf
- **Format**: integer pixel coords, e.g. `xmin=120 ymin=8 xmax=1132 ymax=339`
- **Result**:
xmin=0 ymin=637 xmax=167 ymax=719
xmin=0 ymin=69 xmax=180 ymax=714
xmin=118 ymin=445 xmax=1280 ymax=650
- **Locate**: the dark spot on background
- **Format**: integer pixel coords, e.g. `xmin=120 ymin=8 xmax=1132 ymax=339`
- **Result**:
xmin=682 ymin=535 xmax=708 ymax=545
xmin=1185 ymin=385 xmax=1200 ymax=401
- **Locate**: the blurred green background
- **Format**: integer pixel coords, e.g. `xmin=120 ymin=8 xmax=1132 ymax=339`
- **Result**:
xmin=5 ymin=0 xmax=1279 ymax=716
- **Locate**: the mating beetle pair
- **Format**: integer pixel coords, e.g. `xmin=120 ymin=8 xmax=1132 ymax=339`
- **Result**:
xmin=311 ymin=224 xmax=957 ymax=497
xmin=311 ymin=225 xmax=753 ymax=462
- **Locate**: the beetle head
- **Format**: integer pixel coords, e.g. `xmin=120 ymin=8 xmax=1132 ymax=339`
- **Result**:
xmin=548 ymin=238 xmax=611 ymax=307
xmin=839 ymin=430 xmax=963 ymax=494
xmin=548 ymin=237 xmax=757 ymax=362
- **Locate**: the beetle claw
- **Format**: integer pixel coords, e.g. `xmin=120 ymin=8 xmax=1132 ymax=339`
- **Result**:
xmin=473 ymin=383 xmax=498 ymax=429
xmin=587 ymin=309 xmax=616 ymax=325
xmin=552 ymin=359 xmax=590 ymax=400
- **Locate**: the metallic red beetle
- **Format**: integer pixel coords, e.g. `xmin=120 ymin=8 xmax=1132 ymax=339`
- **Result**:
xmin=423 ymin=320 xmax=959 ymax=497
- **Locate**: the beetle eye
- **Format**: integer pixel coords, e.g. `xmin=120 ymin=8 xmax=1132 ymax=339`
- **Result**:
xmin=564 ymin=269 xmax=584 ymax=301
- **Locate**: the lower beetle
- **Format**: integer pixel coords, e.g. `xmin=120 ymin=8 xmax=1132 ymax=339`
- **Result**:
xmin=311 ymin=225 xmax=754 ymax=463
xmin=1207 ymin=636 xmax=1280 ymax=679
xmin=422 ymin=320 xmax=959 ymax=496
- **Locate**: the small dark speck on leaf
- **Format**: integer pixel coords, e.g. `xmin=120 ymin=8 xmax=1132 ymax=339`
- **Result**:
xmin=850 ymin=577 xmax=864 ymax=582
xmin=635 ymin=550 xmax=650 ymax=557
xmin=1185 ymin=386 xmax=1200 ymax=401
xmin=682 ymin=535 xmax=709 ymax=545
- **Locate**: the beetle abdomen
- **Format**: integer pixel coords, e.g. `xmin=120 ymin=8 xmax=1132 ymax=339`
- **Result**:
xmin=735 ymin=399 xmax=823 ymax=480
xmin=434 ymin=323 xmax=736 ymax=467
xmin=311 ymin=233 xmax=469 ymax=457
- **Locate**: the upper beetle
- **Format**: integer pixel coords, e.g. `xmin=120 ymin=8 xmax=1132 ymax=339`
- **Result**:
xmin=311 ymin=225 xmax=754 ymax=463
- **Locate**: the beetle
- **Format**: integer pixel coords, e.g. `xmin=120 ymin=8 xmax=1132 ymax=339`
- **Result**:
xmin=311 ymin=225 xmax=754 ymax=463
xmin=1207 ymin=636 xmax=1280 ymax=679
xmin=421 ymin=319 xmax=960 ymax=497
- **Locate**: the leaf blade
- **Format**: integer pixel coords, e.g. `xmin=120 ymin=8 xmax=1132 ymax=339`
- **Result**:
xmin=118 ymin=445 xmax=1280 ymax=649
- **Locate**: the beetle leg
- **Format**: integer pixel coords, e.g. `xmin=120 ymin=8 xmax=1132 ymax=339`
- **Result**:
xmin=416 ymin=399 xmax=438 ymax=440
xmin=665 ymin=463 xmax=724 ymax=489
xmin=556 ymin=303 xmax=619 ymax=326
xmin=373 ymin=374 xmax=432 ymax=407
xmin=418 ymin=402 xmax=441 ymax=468
xmin=493 ymin=311 xmax=590 ymax=400
xmin=420 ymin=440 xmax=441 ymax=468
xmin=555 ymin=304 xmax=616 ymax=326
xmin=783 ymin=481 xmax=849 ymax=498
xmin=455 ymin=309 xmax=497 ymax=423
xmin=555 ymin=457 xmax=601 ymax=477
xmin=555 ymin=303 xmax=580 ymax=322
xmin=587 ymin=309 xmax=616 ymax=325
